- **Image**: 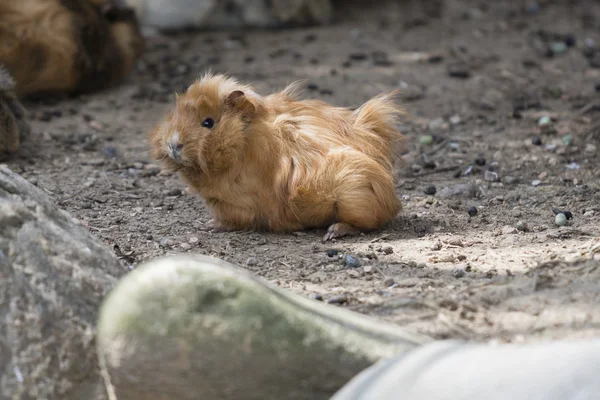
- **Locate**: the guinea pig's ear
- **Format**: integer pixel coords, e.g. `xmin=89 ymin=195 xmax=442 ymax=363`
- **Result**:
xmin=225 ymin=90 xmax=256 ymax=119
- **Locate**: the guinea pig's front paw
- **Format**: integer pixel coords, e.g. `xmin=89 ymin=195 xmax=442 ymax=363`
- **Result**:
xmin=200 ymin=219 xmax=233 ymax=233
xmin=322 ymin=222 xmax=361 ymax=242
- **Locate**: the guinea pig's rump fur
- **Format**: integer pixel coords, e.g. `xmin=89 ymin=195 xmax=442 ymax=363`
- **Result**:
xmin=150 ymin=73 xmax=405 ymax=240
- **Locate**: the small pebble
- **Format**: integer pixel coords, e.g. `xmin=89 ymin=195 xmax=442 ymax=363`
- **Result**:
xmin=467 ymin=206 xmax=478 ymax=216
xmin=246 ymin=257 xmax=259 ymax=266
xmin=585 ymin=37 xmax=596 ymax=49
xmin=450 ymin=115 xmax=462 ymax=125
xmin=411 ymin=164 xmax=423 ymax=173
xmin=428 ymin=119 xmax=445 ymax=131
xmin=349 ymin=52 xmax=368 ymax=61
xmin=103 ymin=145 xmax=118 ymax=158
xmin=502 ymin=226 xmax=518 ymax=235
xmin=474 ymin=157 xmax=486 ymax=166
xmin=311 ymin=294 xmax=323 ymax=301
xmin=431 ymin=241 xmax=442 ymax=251
xmin=423 ymin=160 xmax=436 ymax=169
xmin=439 ymin=299 xmax=459 ymax=311
xmin=484 ymin=170 xmax=499 ymax=182
xmin=562 ymin=134 xmax=573 ymax=146
xmin=347 ymin=270 xmax=361 ymax=279
xmin=382 ymin=246 xmax=393 ymax=255
xmin=363 ymin=266 xmax=375 ymax=274
xmin=448 ymin=238 xmax=464 ymax=247
xmin=448 ymin=142 xmax=461 ymax=151
xmin=516 ymin=221 xmax=528 ymax=232
xmin=327 ymin=294 xmax=348 ymax=304
xmin=564 ymin=34 xmax=576 ymax=47
xmin=344 ymin=255 xmax=361 ymax=268
xmin=167 ymin=188 xmax=182 ymax=196
xmin=532 ymin=180 xmax=542 ymax=187
xmin=452 ymin=268 xmax=466 ymax=278
xmin=549 ymin=41 xmax=568 ymax=56
xmin=419 ymin=135 xmax=434 ymax=145
xmin=159 ymin=238 xmax=173 ymax=248
xmin=538 ymin=116 xmax=551 ymax=126
xmin=424 ymin=185 xmax=437 ymax=195
xmin=89 ymin=120 xmax=103 ymax=130
xmin=383 ymin=277 xmax=396 ymax=287
xmin=326 ymin=249 xmax=339 ymax=257
xmin=549 ymin=87 xmax=562 ymax=98
xmin=448 ymin=63 xmax=470 ymax=78
xmin=555 ymin=213 xmax=567 ymax=226
xmin=525 ymin=1 xmax=540 ymax=14
xmin=180 ymin=243 xmax=191 ymax=250
xmin=438 ymin=254 xmax=456 ymax=263
xmin=487 ymin=161 xmax=500 ymax=172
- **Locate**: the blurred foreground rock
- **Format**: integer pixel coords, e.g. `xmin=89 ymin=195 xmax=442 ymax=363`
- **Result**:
xmin=333 ymin=339 xmax=600 ymax=400
xmin=125 ymin=0 xmax=333 ymax=30
xmin=97 ymin=254 xmax=430 ymax=400
xmin=0 ymin=166 xmax=124 ymax=399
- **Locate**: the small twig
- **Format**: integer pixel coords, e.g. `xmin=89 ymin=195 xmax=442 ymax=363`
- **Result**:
xmin=424 ymin=139 xmax=448 ymax=156
xmin=576 ymin=101 xmax=600 ymax=117
xmin=121 ymin=193 xmax=143 ymax=199
xmin=463 ymin=240 xmax=484 ymax=247
xmin=413 ymin=165 xmax=460 ymax=177
xmin=102 ymin=171 xmax=115 ymax=189
xmin=370 ymin=234 xmax=391 ymax=243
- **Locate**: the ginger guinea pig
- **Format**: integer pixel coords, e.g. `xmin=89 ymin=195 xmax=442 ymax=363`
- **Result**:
xmin=150 ymin=73 xmax=405 ymax=242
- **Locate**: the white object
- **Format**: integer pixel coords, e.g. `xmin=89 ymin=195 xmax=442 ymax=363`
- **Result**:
xmin=124 ymin=0 xmax=333 ymax=30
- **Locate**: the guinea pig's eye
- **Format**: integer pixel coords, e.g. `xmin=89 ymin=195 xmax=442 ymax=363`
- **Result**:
xmin=202 ymin=118 xmax=215 ymax=129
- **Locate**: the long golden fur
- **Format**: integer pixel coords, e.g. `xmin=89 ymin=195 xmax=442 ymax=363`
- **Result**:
xmin=150 ymin=73 xmax=405 ymax=241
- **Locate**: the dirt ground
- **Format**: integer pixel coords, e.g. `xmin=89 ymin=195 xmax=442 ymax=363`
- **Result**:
xmin=4 ymin=0 xmax=600 ymax=344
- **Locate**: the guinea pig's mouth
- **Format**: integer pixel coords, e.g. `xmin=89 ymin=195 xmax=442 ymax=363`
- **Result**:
xmin=167 ymin=142 xmax=185 ymax=163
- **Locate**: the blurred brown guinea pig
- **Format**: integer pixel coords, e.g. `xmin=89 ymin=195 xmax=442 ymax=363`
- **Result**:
xmin=0 ymin=0 xmax=144 ymax=155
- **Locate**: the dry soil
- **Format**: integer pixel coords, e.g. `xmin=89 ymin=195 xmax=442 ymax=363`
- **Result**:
xmin=4 ymin=0 xmax=600 ymax=344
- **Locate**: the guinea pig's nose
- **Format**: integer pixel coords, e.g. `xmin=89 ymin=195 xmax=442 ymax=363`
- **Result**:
xmin=167 ymin=140 xmax=184 ymax=160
